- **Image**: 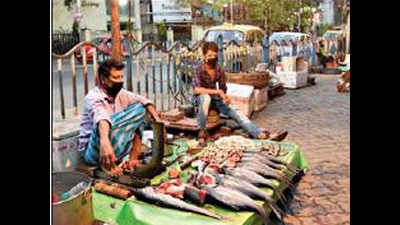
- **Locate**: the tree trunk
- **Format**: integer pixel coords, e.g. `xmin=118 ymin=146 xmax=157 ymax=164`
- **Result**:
xmin=109 ymin=0 xmax=122 ymax=62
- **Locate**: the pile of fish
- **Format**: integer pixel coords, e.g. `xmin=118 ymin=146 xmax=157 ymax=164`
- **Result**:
xmin=131 ymin=136 xmax=300 ymax=224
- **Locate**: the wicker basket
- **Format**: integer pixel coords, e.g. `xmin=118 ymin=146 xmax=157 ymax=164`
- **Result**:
xmin=226 ymin=71 xmax=269 ymax=89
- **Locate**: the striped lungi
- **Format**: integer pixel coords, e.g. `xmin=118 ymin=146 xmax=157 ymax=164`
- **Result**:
xmin=81 ymin=103 xmax=146 ymax=166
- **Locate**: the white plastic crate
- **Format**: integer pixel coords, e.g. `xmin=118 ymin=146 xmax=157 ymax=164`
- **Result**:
xmin=277 ymin=71 xmax=309 ymax=89
xmin=226 ymin=83 xmax=255 ymax=118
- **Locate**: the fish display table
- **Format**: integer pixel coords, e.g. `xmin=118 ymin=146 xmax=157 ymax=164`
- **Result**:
xmin=91 ymin=139 xmax=309 ymax=225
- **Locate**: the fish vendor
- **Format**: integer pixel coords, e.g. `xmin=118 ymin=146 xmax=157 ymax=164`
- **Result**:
xmin=79 ymin=59 xmax=161 ymax=176
xmin=193 ymin=42 xmax=288 ymax=145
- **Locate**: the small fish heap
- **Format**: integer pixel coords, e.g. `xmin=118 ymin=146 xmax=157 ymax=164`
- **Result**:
xmin=132 ymin=136 xmax=300 ymax=224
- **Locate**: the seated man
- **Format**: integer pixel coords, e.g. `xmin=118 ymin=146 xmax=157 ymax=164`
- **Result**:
xmin=193 ymin=42 xmax=288 ymax=145
xmin=79 ymin=59 xmax=161 ymax=176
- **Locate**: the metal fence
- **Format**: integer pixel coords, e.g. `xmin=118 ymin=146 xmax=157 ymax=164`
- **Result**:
xmin=52 ymin=32 xmax=80 ymax=55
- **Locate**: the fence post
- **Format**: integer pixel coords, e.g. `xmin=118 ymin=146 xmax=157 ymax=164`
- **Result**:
xmin=262 ymin=35 xmax=269 ymax=64
xmin=57 ymin=59 xmax=65 ymax=120
xmin=70 ymin=54 xmax=78 ymax=116
xmin=217 ymin=34 xmax=224 ymax=66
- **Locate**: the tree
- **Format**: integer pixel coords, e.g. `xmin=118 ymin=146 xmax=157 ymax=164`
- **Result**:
xmin=174 ymin=0 xmax=317 ymax=33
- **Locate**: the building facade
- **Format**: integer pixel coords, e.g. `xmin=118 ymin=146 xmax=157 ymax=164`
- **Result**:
xmin=52 ymin=0 xmax=108 ymax=32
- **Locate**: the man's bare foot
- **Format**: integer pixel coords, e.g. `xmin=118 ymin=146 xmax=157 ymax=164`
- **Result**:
xmin=259 ymin=128 xmax=270 ymax=137
xmin=269 ymin=129 xmax=288 ymax=142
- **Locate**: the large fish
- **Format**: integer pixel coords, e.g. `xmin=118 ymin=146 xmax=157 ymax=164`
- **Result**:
xmin=224 ymin=167 xmax=278 ymax=189
xmin=239 ymin=158 xmax=288 ymax=177
xmin=241 ymin=154 xmax=296 ymax=174
xmin=224 ymin=167 xmax=287 ymax=202
xmin=201 ymin=185 xmax=268 ymax=223
xmin=184 ymin=184 xmax=207 ymax=205
xmin=236 ymin=161 xmax=292 ymax=183
xmin=216 ymin=174 xmax=284 ymax=221
xmin=236 ymin=163 xmax=294 ymax=190
xmin=133 ymin=187 xmax=222 ymax=220
xmin=243 ymin=150 xmax=299 ymax=172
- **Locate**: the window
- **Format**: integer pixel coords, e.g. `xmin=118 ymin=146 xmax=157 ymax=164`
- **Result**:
xmin=204 ymin=30 xmax=244 ymax=43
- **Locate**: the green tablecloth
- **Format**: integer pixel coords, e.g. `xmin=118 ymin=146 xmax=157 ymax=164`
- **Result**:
xmin=92 ymin=139 xmax=309 ymax=225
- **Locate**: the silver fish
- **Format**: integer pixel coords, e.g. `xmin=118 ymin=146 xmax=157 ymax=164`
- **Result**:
xmin=133 ymin=187 xmax=222 ymax=220
xmin=243 ymin=151 xmax=299 ymax=173
xmin=236 ymin=162 xmax=293 ymax=187
xmin=224 ymin=167 xmax=278 ymax=190
xmin=224 ymin=167 xmax=287 ymax=202
xmin=241 ymin=154 xmax=293 ymax=173
xmin=216 ymin=174 xmax=284 ymax=221
xmin=237 ymin=161 xmax=291 ymax=182
xmin=244 ymin=150 xmax=299 ymax=172
xmin=201 ymin=185 xmax=268 ymax=223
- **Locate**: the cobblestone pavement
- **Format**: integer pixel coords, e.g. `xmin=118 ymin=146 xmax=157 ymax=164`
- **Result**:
xmin=252 ymin=74 xmax=350 ymax=225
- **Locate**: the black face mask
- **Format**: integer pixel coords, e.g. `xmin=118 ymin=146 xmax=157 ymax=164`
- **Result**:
xmin=206 ymin=57 xmax=218 ymax=68
xmin=105 ymin=82 xmax=123 ymax=97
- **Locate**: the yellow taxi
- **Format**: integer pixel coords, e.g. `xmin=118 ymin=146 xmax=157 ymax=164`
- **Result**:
xmin=203 ymin=23 xmax=265 ymax=45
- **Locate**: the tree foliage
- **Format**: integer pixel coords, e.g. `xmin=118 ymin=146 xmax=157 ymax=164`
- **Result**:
xmin=174 ymin=0 xmax=319 ymax=33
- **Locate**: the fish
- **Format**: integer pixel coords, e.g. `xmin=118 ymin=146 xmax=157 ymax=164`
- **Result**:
xmin=184 ymin=184 xmax=207 ymax=205
xmin=133 ymin=187 xmax=222 ymax=220
xmin=196 ymin=173 xmax=217 ymax=187
xmin=241 ymin=154 xmax=295 ymax=174
xmin=239 ymin=157 xmax=288 ymax=176
xmin=216 ymin=174 xmax=284 ymax=221
xmin=243 ymin=151 xmax=300 ymax=173
xmin=236 ymin=162 xmax=294 ymax=188
xmin=245 ymin=150 xmax=299 ymax=171
xmin=156 ymin=179 xmax=185 ymax=199
xmin=224 ymin=167 xmax=278 ymax=190
xmin=237 ymin=161 xmax=292 ymax=181
xmin=224 ymin=167 xmax=288 ymax=202
xmin=201 ymin=185 xmax=268 ymax=223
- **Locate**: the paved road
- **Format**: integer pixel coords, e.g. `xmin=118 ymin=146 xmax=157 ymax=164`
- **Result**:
xmin=252 ymin=74 xmax=350 ymax=225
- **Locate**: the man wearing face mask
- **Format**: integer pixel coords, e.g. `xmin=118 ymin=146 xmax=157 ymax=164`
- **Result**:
xmin=193 ymin=42 xmax=288 ymax=145
xmin=79 ymin=59 xmax=161 ymax=176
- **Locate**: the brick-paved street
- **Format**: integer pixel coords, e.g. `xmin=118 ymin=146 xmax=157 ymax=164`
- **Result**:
xmin=252 ymin=74 xmax=350 ymax=225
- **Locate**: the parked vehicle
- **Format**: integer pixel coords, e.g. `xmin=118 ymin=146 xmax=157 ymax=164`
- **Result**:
xmin=203 ymin=23 xmax=265 ymax=45
xmin=268 ymin=32 xmax=310 ymax=44
xmin=322 ymin=30 xmax=344 ymax=40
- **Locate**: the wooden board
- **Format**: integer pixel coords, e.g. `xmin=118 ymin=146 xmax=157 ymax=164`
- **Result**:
xmin=164 ymin=117 xmax=221 ymax=131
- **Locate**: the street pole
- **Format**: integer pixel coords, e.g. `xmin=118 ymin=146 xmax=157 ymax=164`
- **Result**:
xmin=134 ymin=0 xmax=142 ymax=43
xmin=75 ymin=0 xmax=82 ymax=40
xmin=109 ymin=0 xmax=122 ymax=62
xmin=230 ymin=0 xmax=234 ymax=24
xmin=128 ymin=0 xmax=132 ymax=34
